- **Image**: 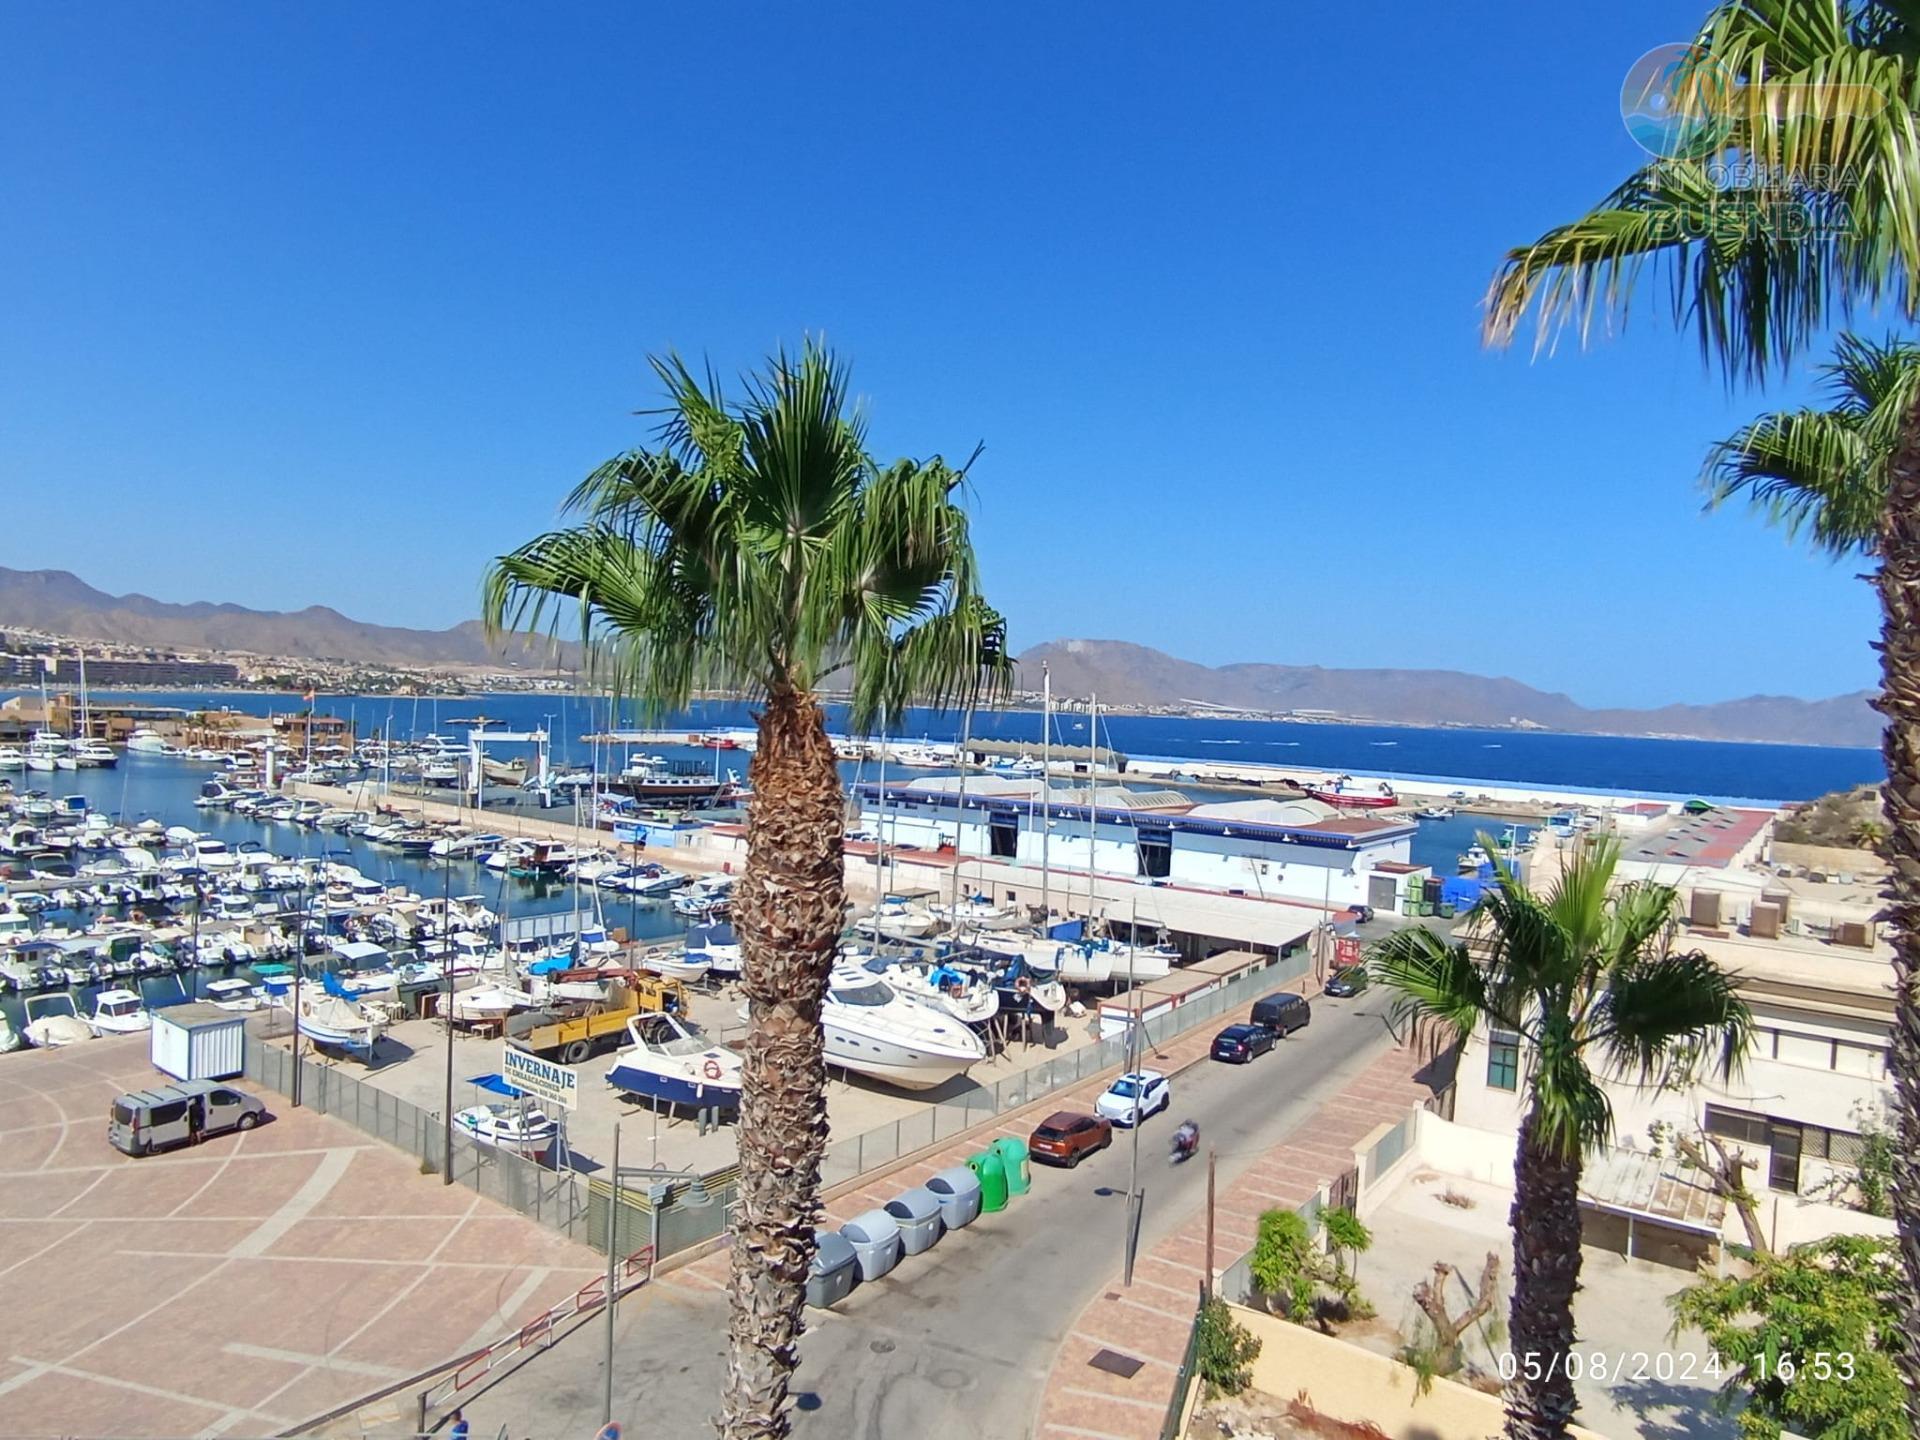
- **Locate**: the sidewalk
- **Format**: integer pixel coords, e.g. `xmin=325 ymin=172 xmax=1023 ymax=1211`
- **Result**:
xmin=1033 ymin=1042 xmax=1436 ymax=1440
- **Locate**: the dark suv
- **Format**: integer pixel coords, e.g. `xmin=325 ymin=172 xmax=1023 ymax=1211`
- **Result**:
xmin=1210 ymin=1023 xmax=1277 ymax=1063
xmin=1324 ymin=965 xmax=1371 ymax=998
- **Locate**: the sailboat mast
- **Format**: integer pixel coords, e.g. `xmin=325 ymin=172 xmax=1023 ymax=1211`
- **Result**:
xmin=1039 ymin=664 xmax=1051 ymax=926
xmin=1088 ymin=690 xmax=1098 ymax=928
xmin=952 ymin=708 xmax=972 ymax=913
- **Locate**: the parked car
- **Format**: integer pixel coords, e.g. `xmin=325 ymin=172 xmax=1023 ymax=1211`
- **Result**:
xmin=1250 ymin=992 xmax=1312 ymax=1036
xmin=108 ymin=1080 xmax=266 ymax=1156
xmin=1324 ymin=965 xmax=1371 ymax=998
xmin=1028 ymin=1110 xmax=1114 ymax=1167
xmin=1094 ymin=1070 xmax=1171 ymax=1127
xmin=1210 ymin=1023 xmax=1276 ymax=1063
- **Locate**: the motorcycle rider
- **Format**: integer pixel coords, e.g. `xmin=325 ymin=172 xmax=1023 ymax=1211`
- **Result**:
xmin=1171 ymin=1117 xmax=1200 ymax=1160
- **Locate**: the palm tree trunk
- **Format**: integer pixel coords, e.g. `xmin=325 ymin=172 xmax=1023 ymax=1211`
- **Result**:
xmin=717 ymin=689 xmax=844 ymax=1440
xmin=1876 ymin=396 xmax=1920 ymax=1432
xmin=1503 ymin=1106 xmax=1583 ymax=1440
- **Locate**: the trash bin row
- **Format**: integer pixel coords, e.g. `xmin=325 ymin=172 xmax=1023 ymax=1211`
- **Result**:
xmin=806 ymin=1137 xmax=1032 ymax=1307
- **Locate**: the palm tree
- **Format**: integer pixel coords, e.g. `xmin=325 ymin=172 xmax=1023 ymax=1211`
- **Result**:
xmin=1482 ymin=4 xmax=1920 ymax=1425
xmin=483 ymin=342 xmax=1010 ymax=1440
xmin=1371 ymin=838 xmax=1751 ymax=1440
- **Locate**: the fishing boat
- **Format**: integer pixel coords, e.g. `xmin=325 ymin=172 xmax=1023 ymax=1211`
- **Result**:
xmin=1307 ymin=776 xmax=1397 ymax=809
xmin=605 ymin=1011 xmax=743 ymax=1110
xmin=451 ymin=1102 xmax=558 ymax=1160
xmin=88 ymin=988 xmax=153 ymax=1036
xmin=291 ymin=991 xmax=388 ymax=1060
xmin=810 ymin=963 xmax=986 ymax=1090
xmin=205 ymin=977 xmax=267 ymax=1011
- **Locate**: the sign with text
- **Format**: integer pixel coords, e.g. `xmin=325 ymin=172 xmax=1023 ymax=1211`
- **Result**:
xmin=502 ymin=1046 xmax=580 ymax=1111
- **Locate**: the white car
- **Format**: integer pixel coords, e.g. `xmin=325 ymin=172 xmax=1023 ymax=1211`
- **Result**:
xmin=1094 ymin=1070 xmax=1171 ymax=1128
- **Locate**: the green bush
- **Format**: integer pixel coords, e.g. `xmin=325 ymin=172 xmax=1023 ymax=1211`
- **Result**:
xmin=1195 ymin=1295 xmax=1262 ymax=1396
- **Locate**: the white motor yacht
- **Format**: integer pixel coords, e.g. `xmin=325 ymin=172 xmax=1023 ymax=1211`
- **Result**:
xmin=24 ymin=733 xmax=70 ymax=772
xmin=605 ymin=1011 xmax=742 ymax=1110
xmin=125 ymin=729 xmax=170 ymax=754
xmin=22 ymin=994 xmax=93 ymax=1047
xmin=88 ymin=988 xmax=153 ymax=1036
xmin=72 ymin=742 xmax=118 ymax=769
xmin=0 ymin=747 xmax=25 ymax=771
xmin=855 ymin=895 xmax=939 ymax=940
xmin=810 ymin=964 xmax=986 ymax=1090
xmin=859 ymin=954 xmax=1000 ymax=1025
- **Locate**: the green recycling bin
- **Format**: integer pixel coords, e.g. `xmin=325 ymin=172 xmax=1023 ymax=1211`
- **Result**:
xmin=967 ymin=1149 xmax=1009 ymax=1212
xmin=990 ymin=1136 xmax=1031 ymax=1196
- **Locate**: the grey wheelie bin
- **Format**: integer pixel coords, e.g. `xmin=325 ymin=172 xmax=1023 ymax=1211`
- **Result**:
xmin=806 ymin=1227 xmax=858 ymax=1309
xmin=839 ymin=1208 xmax=903 ymax=1282
xmin=927 ymin=1164 xmax=983 ymax=1230
xmin=884 ymin=1186 xmax=944 ymax=1256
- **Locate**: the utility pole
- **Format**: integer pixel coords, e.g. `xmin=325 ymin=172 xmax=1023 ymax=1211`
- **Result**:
xmin=1205 ymin=1147 xmax=1217 ymax=1300
xmin=441 ymin=849 xmax=456 ymax=1185
xmin=603 ymin=1122 xmax=622 ymax=1429
xmin=1123 ymin=979 xmax=1143 ymax=1286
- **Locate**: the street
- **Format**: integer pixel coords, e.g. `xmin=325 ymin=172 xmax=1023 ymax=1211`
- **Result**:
xmin=470 ymin=991 xmax=1401 ymax=1439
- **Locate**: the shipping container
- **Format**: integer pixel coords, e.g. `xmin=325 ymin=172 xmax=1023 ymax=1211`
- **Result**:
xmin=151 ymin=1002 xmax=247 ymax=1081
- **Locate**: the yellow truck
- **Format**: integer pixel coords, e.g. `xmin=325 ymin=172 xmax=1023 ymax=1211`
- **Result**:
xmin=505 ymin=975 xmax=690 ymax=1065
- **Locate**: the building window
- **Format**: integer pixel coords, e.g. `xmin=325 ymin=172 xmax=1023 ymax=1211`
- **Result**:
xmin=1137 ymin=833 xmax=1172 ymax=879
xmin=1486 ymin=1030 xmax=1520 ymax=1092
xmin=1703 ymin=1104 xmax=1772 ymax=1147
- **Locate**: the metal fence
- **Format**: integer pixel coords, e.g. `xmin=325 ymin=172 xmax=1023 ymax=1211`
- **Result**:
xmin=1161 ymin=1287 xmax=1206 ymax=1440
xmin=820 ymin=945 xmax=1313 ymax=1187
xmin=245 ymin=1040 xmax=595 ymax=1244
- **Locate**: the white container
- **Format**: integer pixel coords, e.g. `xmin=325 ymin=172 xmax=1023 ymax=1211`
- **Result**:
xmin=150 ymin=1002 xmax=246 ymax=1081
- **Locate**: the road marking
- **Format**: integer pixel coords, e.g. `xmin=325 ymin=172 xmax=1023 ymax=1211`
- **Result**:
xmin=230 ymin=1147 xmax=353 ymax=1258
xmin=0 ymin=1221 xmax=87 ymax=1280
xmin=456 ymin=1267 xmax=552 ymax=1353
xmin=5 ymin=1355 xmax=293 ymax=1426
xmin=224 ymin=1343 xmax=408 ymax=1380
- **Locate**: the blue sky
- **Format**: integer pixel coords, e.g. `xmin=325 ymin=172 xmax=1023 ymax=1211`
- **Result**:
xmin=0 ymin=3 xmax=1888 ymax=709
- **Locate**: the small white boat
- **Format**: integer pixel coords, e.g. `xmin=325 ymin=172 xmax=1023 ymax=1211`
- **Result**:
xmin=1459 ymin=844 xmax=1490 ymax=872
xmin=1418 ymin=805 xmax=1455 ymax=821
xmin=291 ymin=992 xmax=388 ymax=1059
xmin=856 ymin=895 xmax=939 ymax=939
xmin=126 ymin=729 xmax=171 ymax=754
xmin=0 ymin=747 xmax=25 ymax=771
xmin=205 ymin=977 xmax=266 ymax=1012
xmin=682 ymin=922 xmax=742 ymax=978
xmin=637 ymin=946 xmax=712 ymax=984
xmin=932 ymin=891 xmax=1021 ymax=929
xmin=605 ymin=1011 xmax=743 ymax=1110
xmin=88 ymin=988 xmax=153 ymax=1036
xmin=72 ymin=742 xmax=118 ymax=769
xmin=0 ymin=1011 xmax=20 ymax=1052
xmin=451 ymin=1102 xmax=558 ymax=1160
xmin=22 ymin=994 xmax=92 ymax=1047
xmin=451 ymin=983 xmax=535 ymax=1023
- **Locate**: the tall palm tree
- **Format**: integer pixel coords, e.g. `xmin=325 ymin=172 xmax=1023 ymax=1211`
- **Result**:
xmin=483 ymin=342 xmax=1010 ymax=1440
xmin=1371 ymin=839 xmax=1751 ymax=1440
xmin=1482 ymin=4 xmax=1920 ymax=1425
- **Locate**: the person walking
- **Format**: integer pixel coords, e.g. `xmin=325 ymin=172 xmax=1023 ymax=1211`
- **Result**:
xmin=449 ymin=1410 xmax=469 ymax=1440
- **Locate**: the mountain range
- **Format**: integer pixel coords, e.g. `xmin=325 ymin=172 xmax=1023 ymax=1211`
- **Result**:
xmin=1015 ymin=639 xmax=1880 ymax=748
xmin=0 ymin=566 xmax=573 ymax=669
xmin=0 ymin=568 xmax=1879 ymax=746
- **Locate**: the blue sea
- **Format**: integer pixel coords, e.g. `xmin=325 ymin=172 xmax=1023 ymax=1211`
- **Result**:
xmin=28 ymin=690 xmax=1885 ymax=806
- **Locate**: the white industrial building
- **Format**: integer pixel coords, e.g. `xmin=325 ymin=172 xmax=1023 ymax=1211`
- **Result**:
xmin=854 ymin=776 xmax=1428 ymax=914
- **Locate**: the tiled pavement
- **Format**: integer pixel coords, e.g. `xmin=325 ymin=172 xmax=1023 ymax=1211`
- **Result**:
xmin=1031 ymin=1043 xmax=1434 ymax=1440
xmin=0 ymin=1035 xmax=607 ymax=1439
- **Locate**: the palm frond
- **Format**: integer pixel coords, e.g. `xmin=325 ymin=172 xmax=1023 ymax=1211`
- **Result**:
xmin=1593 ymin=949 xmax=1754 ymax=1085
xmin=1368 ymin=928 xmax=1501 ymax=1045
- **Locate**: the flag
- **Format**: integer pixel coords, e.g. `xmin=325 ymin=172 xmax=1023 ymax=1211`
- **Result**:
xmin=303 ymin=686 xmax=316 ymax=704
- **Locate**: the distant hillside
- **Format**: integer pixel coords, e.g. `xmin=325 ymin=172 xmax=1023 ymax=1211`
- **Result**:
xmin=1016 ymin=639 xmax=1880 ymax=748
xmin=0 ymin=567 xmax=574 ymax=669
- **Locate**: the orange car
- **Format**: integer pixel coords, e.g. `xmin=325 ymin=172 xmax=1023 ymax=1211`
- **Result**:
xmin=1028 ymin=1110 xmax=1114 ymax=1168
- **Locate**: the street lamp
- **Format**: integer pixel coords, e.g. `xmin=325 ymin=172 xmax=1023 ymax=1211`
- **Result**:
xmin=442 ymin=847 xmax=456 ymax=1185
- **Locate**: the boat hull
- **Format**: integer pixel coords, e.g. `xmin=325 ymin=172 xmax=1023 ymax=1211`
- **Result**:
xmin=1307 ymin=788 xmax=1396 ymax=809
xmin=605 ymin=1060 xmax=741 ymax=1110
